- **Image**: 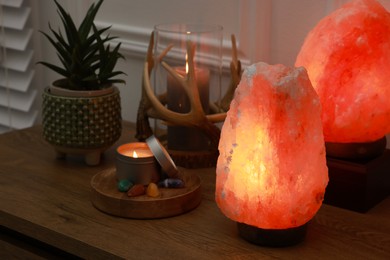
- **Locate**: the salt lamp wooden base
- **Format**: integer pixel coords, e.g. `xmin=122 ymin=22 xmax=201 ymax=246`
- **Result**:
xmin=90 ymin=168 xmax=201 ymax=219
xmin=237 ymin=222 xmax=308 ymax=247
xmin=325 ymin=137 xmax=387 ymax=160
xmin=324 ymin=149 xmax=390 ymax=213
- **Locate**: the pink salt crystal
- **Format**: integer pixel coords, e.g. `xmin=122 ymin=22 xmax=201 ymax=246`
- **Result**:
xmin=296 ymin=0 xmax=390 ymax=143
xmin=215 ymin=62 xmax=328 ymax=230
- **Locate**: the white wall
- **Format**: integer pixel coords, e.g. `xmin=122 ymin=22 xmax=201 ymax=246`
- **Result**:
xmin=35 ymin=0 xmax=390 ymax=123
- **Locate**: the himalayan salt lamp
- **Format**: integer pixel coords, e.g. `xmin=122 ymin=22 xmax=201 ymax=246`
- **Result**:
xmin=215 ymin=62 xmax=328 ymax=246
xmin=295 ymin=0 xmax=390 ymax=158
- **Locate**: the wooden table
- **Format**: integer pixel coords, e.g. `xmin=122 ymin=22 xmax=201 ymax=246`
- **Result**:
xmin=1 ymin=123 xmax=389 ymax=259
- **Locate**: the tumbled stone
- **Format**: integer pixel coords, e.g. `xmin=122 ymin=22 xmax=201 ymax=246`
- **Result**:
xmin=127 ymin=184 xmax=146 ymax=197
xmin=158 ymin=178 xmax=185 ymax=188
xmin=146 ymin=183 xmax=160 ymax=198
xmin=296 ymin=0 xmax=390 ymax=143
xmin=215 ymin=62 xmax=329 ymax=229
xmin=117 ymin=179 xmax=133 ymax=192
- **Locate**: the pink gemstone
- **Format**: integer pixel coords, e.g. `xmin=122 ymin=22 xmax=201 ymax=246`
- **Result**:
xmin=215 ymin=62 xmax=328 ymax=229
xmin=296 ymin=0 xmax=390 ymax=143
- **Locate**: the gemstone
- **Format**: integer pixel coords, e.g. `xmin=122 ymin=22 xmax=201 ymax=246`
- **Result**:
xmin=158 ymin=178 xmax=185 ymax=188
xmin=127 ymin=184 xmax=146 ymax=197
xmin=146 ymin=183 xmax=160 ymax=198
xmin=117 ymin=179 xmax=133 ymax=192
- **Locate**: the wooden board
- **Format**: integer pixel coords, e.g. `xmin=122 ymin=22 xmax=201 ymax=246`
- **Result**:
xmin=90 ymin=167 xmax=202 ymax=219
xmin=324 ymin=149 xmax=390 ymax=212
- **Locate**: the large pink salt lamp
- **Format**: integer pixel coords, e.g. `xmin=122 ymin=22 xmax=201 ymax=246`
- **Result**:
xmin=215 ymin=62 xmax=328 ymax=246
xmin=296 ymin=0 xmax=390 ymax=148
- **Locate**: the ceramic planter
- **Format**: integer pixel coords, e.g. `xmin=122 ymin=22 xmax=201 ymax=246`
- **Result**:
xmin=42 ymin=84 xmax=122 ymax=165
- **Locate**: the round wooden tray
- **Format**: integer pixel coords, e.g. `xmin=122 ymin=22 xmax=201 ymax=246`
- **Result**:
xmin=90 ymin=167 xmax=202 ymax=219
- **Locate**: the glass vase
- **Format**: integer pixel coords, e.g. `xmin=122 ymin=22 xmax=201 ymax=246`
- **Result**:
xmin=153 ymin=23 xmax=223 ymax=152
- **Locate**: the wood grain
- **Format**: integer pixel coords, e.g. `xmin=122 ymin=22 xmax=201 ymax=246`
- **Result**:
xmin=0 ymin=123 xmax=389 ymax=259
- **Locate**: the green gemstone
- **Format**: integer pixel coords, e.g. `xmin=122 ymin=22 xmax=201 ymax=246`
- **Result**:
xmin=117 ymin=179 xmax=133 ymax=192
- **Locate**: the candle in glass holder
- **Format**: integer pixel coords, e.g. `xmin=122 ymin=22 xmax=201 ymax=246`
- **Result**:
xmin=116 ymin=142 xmax=160 ymax=185
xmin=152 ymin=23 xmax=223 ymax=157
xmin=167 ymin=66 xmax=210 ymax=151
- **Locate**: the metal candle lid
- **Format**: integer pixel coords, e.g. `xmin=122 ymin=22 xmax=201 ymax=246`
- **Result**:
xmin=146 ymin=135 xmax=179 ymax=178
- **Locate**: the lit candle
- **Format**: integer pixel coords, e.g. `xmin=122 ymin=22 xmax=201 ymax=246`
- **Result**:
xmin=167 ymin=61 xmax=210 ymax=151
xmin=116 ymin=143 xmax=160 ymax=185
xmin=119 ymin=147 xmax=153 ymax=158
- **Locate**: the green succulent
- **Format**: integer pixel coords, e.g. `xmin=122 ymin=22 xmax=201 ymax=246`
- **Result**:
xmin=38 ymin=0 xmax=126 ymax=90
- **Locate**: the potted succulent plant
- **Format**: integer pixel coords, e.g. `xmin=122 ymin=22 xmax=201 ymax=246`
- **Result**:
xmin=39 ymin=0 xmax=125 ymax=165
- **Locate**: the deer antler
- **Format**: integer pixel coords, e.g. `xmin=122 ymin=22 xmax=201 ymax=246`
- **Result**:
xmin=219 ymin=34 xmax=242 ymax=112
xmin=142 ymin=41 xmax=222 ymax=149
xmin=136 ymin=32 xmax=241 ymax=150
xmin=135 ymin=33 xmax=173 ymax=141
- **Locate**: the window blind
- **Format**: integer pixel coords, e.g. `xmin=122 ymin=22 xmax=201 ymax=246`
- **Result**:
xmin=0 ymin=0 xmax=37 ymax=134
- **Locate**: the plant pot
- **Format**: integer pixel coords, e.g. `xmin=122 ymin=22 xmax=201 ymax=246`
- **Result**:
xmin=42 ymin=84 xmax=122 ymax=166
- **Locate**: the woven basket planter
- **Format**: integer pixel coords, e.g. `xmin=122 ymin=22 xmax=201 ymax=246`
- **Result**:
xmin=42 ymin=86 xmax=122 ymax=165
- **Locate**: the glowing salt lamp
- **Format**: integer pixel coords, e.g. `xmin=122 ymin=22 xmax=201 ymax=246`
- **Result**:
xmin=295 ymin=0 xmax=390 ymax=158
xmin=215 ymin=62 xmax=328 ymax=246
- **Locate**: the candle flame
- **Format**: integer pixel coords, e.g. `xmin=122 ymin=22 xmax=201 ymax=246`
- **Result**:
xmin=133 ymin=150 xmax=138 ymax=158
xmin=185 ymin=53 xmax=189 ymax=74
xmin=186 ymin=31 xmax=191 ymax=75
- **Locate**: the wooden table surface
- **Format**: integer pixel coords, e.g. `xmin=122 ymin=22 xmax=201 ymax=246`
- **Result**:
xmin=1 ymin=122 xmax=389 ymax=259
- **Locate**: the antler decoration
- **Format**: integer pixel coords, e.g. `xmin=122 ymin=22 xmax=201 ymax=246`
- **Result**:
xmin=219 ymin=34 xmax=241 ymax=112
xmin=135 ymin=32 xmax=171 ymax=141
xmin=136 ymin=33 xmax=241 ymax=153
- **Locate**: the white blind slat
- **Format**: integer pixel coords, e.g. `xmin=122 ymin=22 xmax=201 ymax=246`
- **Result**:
xmin=1 ymin=0 xmax=24 ymax=8
xmin=0 ymin=106 xmax=37 ymax=129
xmin=2 ymin=6 xmax=30 ymax=30
xmin=0 ymin=48 xmax=33 ymax=71
xmin=0 ymin=88 xmax=37 ymax=112
xmin=0 ymin=69 xmax=34 ymax=92
xmin=0 ymin=27 xmax=32 ymax=51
